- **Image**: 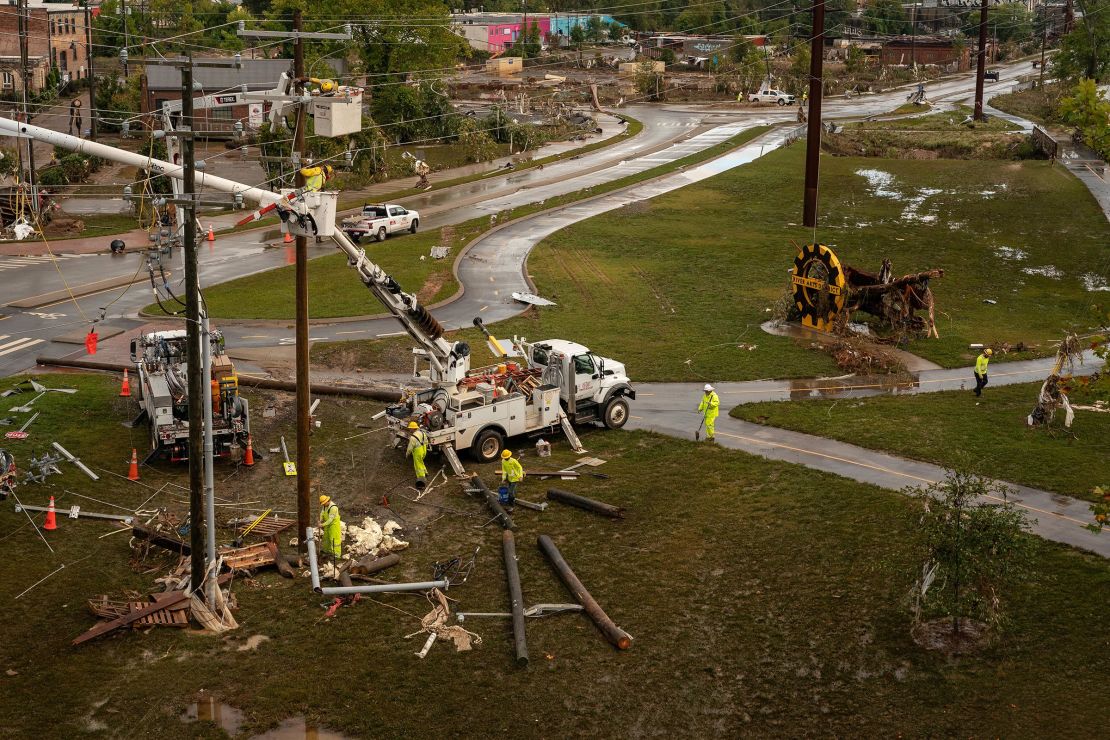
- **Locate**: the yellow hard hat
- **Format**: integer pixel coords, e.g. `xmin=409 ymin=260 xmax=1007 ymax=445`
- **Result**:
xmin=319 ymin=495 xmax=331 ymax=505
xmin=408 ymin=421 xmax=419 ymax=430
xmin=501 ymin=450 xmax=512 ymax=459
xmin=984 ymin=348 xmax=993 ymax=357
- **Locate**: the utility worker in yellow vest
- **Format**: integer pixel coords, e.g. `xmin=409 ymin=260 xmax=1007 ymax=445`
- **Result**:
xmin=406 ymin=421 xmax=430 ymax=488
xmin=299 ymin=164 xmax=334 ymax=193
xmin=501 ymin=449 xmax=524 ymax=505
xmin=317 ymin=494 xmax=342 ymax=563
xmin=698 ymin=383 xmax=720 ymax=441
xmin=973 ymin=348 xmax=993 ymax=399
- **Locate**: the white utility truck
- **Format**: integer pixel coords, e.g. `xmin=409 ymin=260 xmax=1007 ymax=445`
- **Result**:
xmin=342 ymin=203 xmax=420 ymax=243
xmin=129 ymin=329 xmax=250 ymax=462
xmin=748 ymin=86 xmax=796 ymax=105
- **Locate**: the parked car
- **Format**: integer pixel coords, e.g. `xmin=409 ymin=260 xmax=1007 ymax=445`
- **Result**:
xmin=984 ymin=70 xmax=1000 ymax=82
xmin=748 ymin=88 xmax=796 ymax=106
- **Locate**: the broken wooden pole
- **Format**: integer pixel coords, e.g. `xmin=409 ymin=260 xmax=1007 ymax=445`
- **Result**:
xmin=131 ymin=524 xmax=191 ymax=555
xmin=470 ymin=474 xmax=515 ymax=530
xmin=350 ymin=552 xmax=401 ymax=576
xmin=537 ymin=534 xmax=632 ymax=650
xmin=546 ymin=488 xmax=625 ymax=519
xmin=502 ymin=530 xmax=529 ymax=667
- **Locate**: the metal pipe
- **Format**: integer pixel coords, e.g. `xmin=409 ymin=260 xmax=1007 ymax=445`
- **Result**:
xmin=51 ymin=442 xmax=99 ymax=481
xmin=320 ymin=581 xmax=449 ymax=596
xmin=14 ymin=503 xmax=133 ymax=524
xmin=502 ymin=530 xmax=529 ymax=666
xmin=201 ymin=313 xmax=217 ymax=601
xmin=305 ymin=526 xmax=321 ymax=592
xmin=537 ymin=534 xmax=632 ymax=650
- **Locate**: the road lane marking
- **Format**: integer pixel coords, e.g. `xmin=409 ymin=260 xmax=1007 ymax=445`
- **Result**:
xmin=241 ymin=335 xmax=271 ymax=339
xmin=335 ymin=330 xmax=367 ymax=335
xmin=0 ymin=338 xmax=44 ymax=357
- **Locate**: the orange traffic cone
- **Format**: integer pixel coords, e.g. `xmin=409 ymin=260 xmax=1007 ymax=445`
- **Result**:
xmin=207 ymin=224 xmax=215 ymax=242
xmin=283 ymin=231 xmax=293 ymax=244
xmin=43 ymin=495 xmax=57 ymax=531
xmin=119 ymin=368 xmax=131 ymax=397
xmin=127 ymin=448 xmax=140 ymax=481
xmin=243 ymin=435 xmax=255 ymax=467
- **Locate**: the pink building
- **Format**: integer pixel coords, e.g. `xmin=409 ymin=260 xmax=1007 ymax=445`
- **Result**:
xmin=455 ymin=14 xmax=553 ymax=53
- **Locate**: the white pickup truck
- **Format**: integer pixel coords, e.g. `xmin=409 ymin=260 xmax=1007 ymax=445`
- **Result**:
xmin=748 ymin=88 xmax=796 ymax=106
xmin=342 ymin=203 xmax=420 ymax=243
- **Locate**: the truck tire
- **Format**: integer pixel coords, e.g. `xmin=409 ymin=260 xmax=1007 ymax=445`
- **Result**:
xmin=602 ymin=397 xmax=629 ymax=430
xmin=473 ymin=428 xmax=504 ymax=463
xmin=376 ymin=226 xmax=387 ymax=242
xmin=348 ymin=233 xmax=361 ymax=244
xmin=777 ymin=98 xmax=787 ymax=106
xmin=409 ymin=218 xmax=419 ymax=234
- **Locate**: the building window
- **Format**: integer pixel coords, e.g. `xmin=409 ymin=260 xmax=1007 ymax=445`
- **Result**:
xmin=2 ymin=72 xmax=13 ymax=89
xmin=60 ymin=51 xmax=67 ymax=70
xmin=210 ymin=108 xmax=234 ymax=122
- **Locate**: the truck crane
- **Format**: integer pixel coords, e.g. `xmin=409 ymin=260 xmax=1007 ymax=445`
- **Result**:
xmin=0 ymin=101 xmax=635 ymax=471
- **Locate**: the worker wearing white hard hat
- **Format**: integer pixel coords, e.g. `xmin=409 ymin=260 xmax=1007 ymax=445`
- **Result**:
xmin=697 ymin=384 xmax=720 ymax=442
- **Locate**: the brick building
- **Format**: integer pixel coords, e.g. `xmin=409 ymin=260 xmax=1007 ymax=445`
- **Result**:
xmin=47 ymin=5 xmax=92 ymax=83
xmin=0 ymin=4 xmax=49 ymax=95
xmin=879 ymin=37 xmax=970 ymax=70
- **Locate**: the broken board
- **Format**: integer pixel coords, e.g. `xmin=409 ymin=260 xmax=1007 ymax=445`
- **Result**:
xmin=511 ymin=292 xmax=556 ymax=307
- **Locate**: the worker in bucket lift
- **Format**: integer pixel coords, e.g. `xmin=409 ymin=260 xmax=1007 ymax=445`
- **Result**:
xmin=501 ymin=449 xmax=524 ymax=505
xmin=300 ymin=164 xmax=334 ymax=193
xmin=973 ymin=348 xmax=993 ymax=399
xmin=698 ymin=384 xmax=720 ymax=442
xmin=317 ymin=494 xmax=343 ymax=564
xmin=406 ymin=421 xmax=430 ymax=489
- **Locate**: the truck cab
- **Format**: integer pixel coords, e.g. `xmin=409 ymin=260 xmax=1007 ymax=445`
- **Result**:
xmin=342 ymin=203 xmax=420 ymax=243
xmin=520 ymin=338 xmax=635 ymax=429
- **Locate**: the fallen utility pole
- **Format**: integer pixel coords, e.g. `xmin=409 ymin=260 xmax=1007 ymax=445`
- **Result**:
xmin=350 ymin=552 xmax=402 ymax=576
xmin=974 ymin=0 xmax=989 ymax=121
xmin=469 ymin=475 xmax=516 ymax=530
xmin=802 ymin=0 xmax=826 ymax=228
xmin=537 ymin=535 xmax=632 ymax=650
xmin=15 ymin=503 xmax=133 ymax=525
xmin=132 ymin=524 xmax=191 ymax=555
xmin=546 ymin=488 xmax=625 ymax=519
xmin=52 ymin=442 xmax=99 ymax=481
xmin=502 ymin=530 xmax=529 ymax=666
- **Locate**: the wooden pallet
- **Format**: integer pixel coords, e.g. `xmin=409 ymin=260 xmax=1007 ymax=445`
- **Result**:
xmin=235 ymin=515 xmax=295 ymax=538
xmin=130 ymin=601 xmax=189 ymax=627
xmin=220 ymin=542 xmax=277 ymax=571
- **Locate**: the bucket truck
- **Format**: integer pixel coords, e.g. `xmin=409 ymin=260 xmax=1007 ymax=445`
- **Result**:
xmin=0 ymin=96 xmax=635 ymax=471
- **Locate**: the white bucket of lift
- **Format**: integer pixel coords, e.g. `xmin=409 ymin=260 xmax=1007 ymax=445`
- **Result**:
xmin=280 ymin=189 xmax=338 ymax=238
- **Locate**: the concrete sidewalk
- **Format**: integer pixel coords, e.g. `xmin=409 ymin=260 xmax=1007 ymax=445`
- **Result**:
xmin=628 ymin=353 xmax=1108 ymax=557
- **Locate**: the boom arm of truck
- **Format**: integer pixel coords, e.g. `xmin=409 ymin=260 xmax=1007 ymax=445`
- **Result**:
xmin=0 ymin=114 xmax=467 ymax=382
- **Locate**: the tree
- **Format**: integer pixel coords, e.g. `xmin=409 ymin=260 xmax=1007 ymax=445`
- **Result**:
xmin=659 ymin=47 xmax=676 ymax=65
xmin=1059 ymin=78 xmax=1110 ymax=158
xmin=989 ymin=3 xmax=1033 ymax=44
xmin=94 ymin=73 xmax=141 ymax=133
xmin=570 ymin=24 xmax=586 ymax=46
xmin=909 ymin=471 xmax=1033 ymax=643
xmin=1053 ymin=0 xmax=1110 ymax=82
xmin=586 ymin=15 xmax=607 ymax=42
xmin=730 ymin=35 xmax=755 ymax=64
xmin=864 ymin=0 xmax=909 ymax=35
xmin=634 ymin=60 xmax=663 ymax=101
xmin=844 ymin=45 xmax=867 ymax=74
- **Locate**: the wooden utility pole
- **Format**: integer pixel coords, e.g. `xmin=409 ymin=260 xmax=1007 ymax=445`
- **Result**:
xmin=293 ymin=9 xmax=311 ymax=555
xmin=181 ymin=56 xmax=205 ymax=588
xmin=973 ymin=0 xmax=989 ymax=121
xmin=120 ymin=0 xmax=131 ymax=77
xmin=802 ymin=0 xmax=825 ymax=228
xmin=17 ymin=0 xmax=38 ymax=215
xmin=84 ymin=0 xmax=97 ymax=140
xmin=1039 ymin=19 xmax=1047 ymax=88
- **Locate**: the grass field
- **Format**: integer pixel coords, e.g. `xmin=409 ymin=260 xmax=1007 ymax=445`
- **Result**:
xmin=0 ymin=373 xmax=1107 ymax=737
xmin=990 ymin=83 xmax=1067 ymax=127
xmin=323 ymin=144 xmax=1109 ymax=382
xmin=184 ymin=125 xmax=772 ymax=322
xmin=732 ymin=381 xmax=1110 ymax=503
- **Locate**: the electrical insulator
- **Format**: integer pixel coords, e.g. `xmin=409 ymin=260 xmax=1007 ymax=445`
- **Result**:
xmin=234 ymin=193 xmax=243 ymax=209
xmin=234 ymin=53 xmax=242 ymax=69
xmin=154 ymin=197 xmax=166 ymax=207
xmin=238 ymin=20 xmax=245 ymax=32
xmin=121 ymin=121 xmax=130 ymax=136
xmin=344 ymin=23 xmax=353 ymax=37
xmin=344 ymin=150 xmax=353 ymax=166
xmin=122 ymin=185 xmax=133 ymax=201
xmin=152 ymin=129 xmax=165 ymax=139
xmin=234 ymin=121 xmax=243 ymax=140
xmin=195 ymin=160 xmax=206 ymax=171
xmin=120 ymin=49 xmax=128 ymax=65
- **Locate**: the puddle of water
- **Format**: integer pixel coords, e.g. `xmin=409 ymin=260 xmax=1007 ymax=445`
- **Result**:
xmin=181 ymin=697 xmax=244 ymax=736
xmin=252 ymin=717 xmax=351 ymax=739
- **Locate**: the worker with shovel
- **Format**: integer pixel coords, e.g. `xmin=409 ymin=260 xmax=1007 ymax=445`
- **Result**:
xmin=406 ymin=421 xmax=430 ymax=488
xmin=697 ymin=384 xmax=720 ymax=442
xmin=317 ymin=495 xmax=343 ymax=564
xmin=501 ymin=450 xmax=525 ymax=505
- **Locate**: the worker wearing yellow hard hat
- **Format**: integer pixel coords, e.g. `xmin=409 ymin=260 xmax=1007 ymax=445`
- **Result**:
xmin=500 ymin=449 xmax=524 ymax=505
xmin=317 ymin=494 xmax=342 ymax=562
xmin=299 ymin=164 xmax=335 ymax=193
xmin=973 ymin=348 xmax=993 ymax=399
xmin=405 ymin=421 xmax=430 ymax=488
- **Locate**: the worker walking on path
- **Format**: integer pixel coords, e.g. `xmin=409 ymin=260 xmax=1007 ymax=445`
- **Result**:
xmin=501 ymin=450 xmax=524 ymax=505
xmin=317 ymin=494 xmax=342 ymax=564
xmin=406 ymin=421 xmax=430 ymax=488
xmin=698 ymin=383 xmax=720 ymax=441
xmin=973 ymin=348 xmax=992 ymax=399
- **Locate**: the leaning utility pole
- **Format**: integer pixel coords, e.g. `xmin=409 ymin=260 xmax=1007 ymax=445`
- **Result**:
xmin=17 ymin=0 xmax=38 ymax=215
xmin=802 ymin=0 xmax=825 ymax=228
xmin=292 ymin=8 xmax=312 ymax=556
xmin=83 ymin=0 xmax=97 ymax=140
xmin=181 ymin=56 xmax=205 ymax=588
xmin=973 ymin=0 xmax=989 ymax=121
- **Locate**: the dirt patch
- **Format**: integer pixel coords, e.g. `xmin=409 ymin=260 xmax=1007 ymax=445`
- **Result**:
xmin=912 ymin=617 xmax=991 ymax=654
xmin=416 ymin=269 xmax=451 ymax=304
